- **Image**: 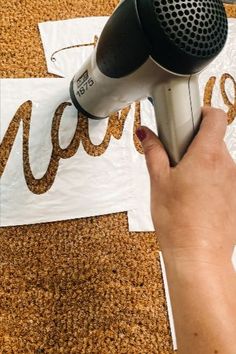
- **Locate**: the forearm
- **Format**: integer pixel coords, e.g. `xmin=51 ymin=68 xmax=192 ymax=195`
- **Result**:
xmin=162 ymin=246 xmax=236 ymax=354
xmin=139 ymin=107 xmax=236 ymax=352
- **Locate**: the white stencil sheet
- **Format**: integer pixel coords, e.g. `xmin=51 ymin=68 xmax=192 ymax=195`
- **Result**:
xmin=0 ymin=78 xmax=136 ymax=227
xmin=38 ymin=17 xmax=109 ymax=77
xmin=199 ymin=18 xmax=236 ymax=162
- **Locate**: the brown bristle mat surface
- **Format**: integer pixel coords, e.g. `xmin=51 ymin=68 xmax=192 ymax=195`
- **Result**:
xmin=1 ymin=1 xmax=235 ymax=353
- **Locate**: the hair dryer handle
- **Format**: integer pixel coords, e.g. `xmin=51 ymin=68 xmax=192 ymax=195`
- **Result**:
xmin=151 ymin=75 xmax=202 ymax=165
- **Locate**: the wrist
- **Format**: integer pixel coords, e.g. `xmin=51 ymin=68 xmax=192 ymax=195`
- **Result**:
xmin=161 ymin=245 xmax=235 ymax=281
xmin=158 ymin=226 xmax=234 ymax=269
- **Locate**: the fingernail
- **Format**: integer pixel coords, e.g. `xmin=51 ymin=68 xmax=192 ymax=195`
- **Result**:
xmin=136 ymin=128 xmax=147 ymax=142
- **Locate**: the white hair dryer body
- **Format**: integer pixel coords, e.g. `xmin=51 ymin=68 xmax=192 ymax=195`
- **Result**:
xmin=70 ymin=0 xmax=228 ymax=165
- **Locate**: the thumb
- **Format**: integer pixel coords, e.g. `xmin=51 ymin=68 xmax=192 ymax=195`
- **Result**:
xmin=136 ymin=126 xmax=170 ymax=179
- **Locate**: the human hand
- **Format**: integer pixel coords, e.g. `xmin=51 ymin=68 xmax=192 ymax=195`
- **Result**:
xmin=137 ymin=107 xmax=236 ymax=266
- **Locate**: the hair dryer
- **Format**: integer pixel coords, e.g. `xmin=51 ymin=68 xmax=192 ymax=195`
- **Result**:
xmin=70 ymin=0 xmax=228 ymax=165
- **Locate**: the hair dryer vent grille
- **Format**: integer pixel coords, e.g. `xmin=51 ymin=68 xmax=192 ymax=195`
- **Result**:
xmin=153 ymin=0 xmax=228 ymax=58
